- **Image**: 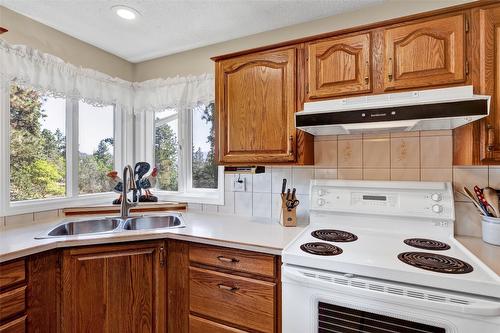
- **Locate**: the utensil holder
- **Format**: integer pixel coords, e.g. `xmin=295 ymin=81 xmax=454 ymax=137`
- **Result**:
xmin=481 ymin=216 xmax=500 ymax=246
xmin=279 ymin=194 xmax=297 ymax=227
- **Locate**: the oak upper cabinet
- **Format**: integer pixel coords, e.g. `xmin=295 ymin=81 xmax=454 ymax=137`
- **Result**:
xmin=61 ymin=241 xmax=166 ymax=333
xmin=383 ymin=14 xmax=466 ymax=91
xmin=216 ymin=47 xmax=298 ymax=164
xmin=306 ymin=32 xmax=371 ymax=99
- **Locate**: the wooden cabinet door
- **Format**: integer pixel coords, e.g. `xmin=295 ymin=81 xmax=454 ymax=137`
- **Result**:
xmin=217 ymin=48 xmax=297 ymax=164
xmin=383 ymin=14 xmax=466 ymax=91
xmin=62 ymin=242 xmax=166 ymax=333
xmin=306 ymin=33 xmax=371 ymax=99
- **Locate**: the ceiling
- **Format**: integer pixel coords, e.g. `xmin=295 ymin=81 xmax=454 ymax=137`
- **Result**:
xmin=1 ymin=0 xmax=383 ymax=63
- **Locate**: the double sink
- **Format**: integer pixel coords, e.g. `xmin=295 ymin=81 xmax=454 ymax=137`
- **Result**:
xmin=36 ymin=213 xmax=185 ymax=239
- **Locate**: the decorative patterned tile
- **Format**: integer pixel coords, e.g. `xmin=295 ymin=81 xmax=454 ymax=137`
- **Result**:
xmin=421 ymin=168 xmax=453 ymax=182
xmin=337 ymin=139 xmax=362 ymax=168
xmin=390 ymin=131 xmax=419 ymax=138
xmin=337 ymin=169 xmax=363 ymax=180
xmin=391 ymin=136 xmax=419 ymax=168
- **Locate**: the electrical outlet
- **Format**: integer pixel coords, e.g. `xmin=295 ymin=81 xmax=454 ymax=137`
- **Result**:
xmin=233 ymin=176 xmax=246 ymax=192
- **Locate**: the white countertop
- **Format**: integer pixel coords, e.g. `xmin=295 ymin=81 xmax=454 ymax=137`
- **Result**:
xmin=0 ymin=212 xmax=305 ymax=263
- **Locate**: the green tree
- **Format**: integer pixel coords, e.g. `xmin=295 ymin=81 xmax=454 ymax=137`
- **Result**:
xmin=79 ymin=137 xmax=114 ymax=194
xmin=155 ymin=123 xmax=178 ymax=191
xmin=192 ymin=103 xmax=217 ymax=189
xmin=9 ymin=86 xmax=66 ymax=201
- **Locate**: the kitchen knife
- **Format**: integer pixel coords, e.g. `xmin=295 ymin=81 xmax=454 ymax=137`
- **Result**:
xmin=286 ymin=189 xmax=291 ymax=200
xmin=281 ymin=179 xmax=287 ymax=195
xmin=291 ymin=188 xmax=296 ymax=200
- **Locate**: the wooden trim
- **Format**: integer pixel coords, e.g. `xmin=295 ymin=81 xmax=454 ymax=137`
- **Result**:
xmin=211 ymin=0 xmax=499 ymax=61
xmin=62 ymin=202 xmax=187 ymax=216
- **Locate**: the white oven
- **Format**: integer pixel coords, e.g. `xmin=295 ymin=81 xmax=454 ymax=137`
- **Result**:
xmin=283 ymin=264 xmax=500 ymax=333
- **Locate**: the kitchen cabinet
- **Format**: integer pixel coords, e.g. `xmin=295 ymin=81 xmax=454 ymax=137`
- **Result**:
xmin=0 ymin=259 xmax=27 ymax=333
xmin=383 ymin=14 xmax=466 ymax=91
xmin=306 ymin=32 xmax=371 ymax=99
xmin=215 ymin=47 xmax=313 ymax=165
xmin=454 ymin=6 xmax=500 ymax=164
xmin=61 ymin=241 xmax=166 ymax=333
xmin=167 ymin=240 xmax=281 ymax=333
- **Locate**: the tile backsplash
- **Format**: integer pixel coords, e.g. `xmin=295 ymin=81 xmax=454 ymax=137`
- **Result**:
xmin=1 ymin=129 xmax=495 ymax=240
xmin=189 ymin=130 xmax=496 ymax=238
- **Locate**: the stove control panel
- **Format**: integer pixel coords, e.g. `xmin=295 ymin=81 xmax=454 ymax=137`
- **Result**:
xmin=310 ymin=180 xmax=454 ymax=220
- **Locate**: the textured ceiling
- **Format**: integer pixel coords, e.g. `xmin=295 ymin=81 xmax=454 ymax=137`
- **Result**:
xmin=2 ymin=0 xmax=384 ymax=63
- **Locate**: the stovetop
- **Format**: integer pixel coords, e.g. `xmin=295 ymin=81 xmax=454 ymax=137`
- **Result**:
xmin=283 ymin=222 xmax=500 ymax=298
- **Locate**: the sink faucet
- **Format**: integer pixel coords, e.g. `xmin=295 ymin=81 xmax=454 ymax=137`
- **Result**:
xmin=120 ymin=165 xmax=138 ymax=219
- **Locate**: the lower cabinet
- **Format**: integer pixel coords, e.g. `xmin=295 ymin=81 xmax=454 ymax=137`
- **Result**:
xmin=189 ymin=315 xmax=248 ymax=333
xmin=0 ymin=259 xmax=27 ymax=333
xmin=61 ymin=241 xmax=166 ymax=333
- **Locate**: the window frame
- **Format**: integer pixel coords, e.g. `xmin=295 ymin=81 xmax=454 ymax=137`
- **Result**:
xmin=0 ymin=82 xmax=130 ymax=216
xmin=136 ymin=104 xmax=223 ymax=206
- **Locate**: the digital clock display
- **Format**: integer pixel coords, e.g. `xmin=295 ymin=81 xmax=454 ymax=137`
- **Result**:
xmin=362 ymin=195 xmax=387 ymax=201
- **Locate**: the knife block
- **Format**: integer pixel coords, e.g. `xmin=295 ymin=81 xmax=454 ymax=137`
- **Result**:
xmin=279 ymin=194 xmax=297 ymax=227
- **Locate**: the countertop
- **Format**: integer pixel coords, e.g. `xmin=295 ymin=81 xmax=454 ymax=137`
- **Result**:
xmin=0 ymin=212 xmax=305 ymax=263
xmin=455 ymin=235 xmax=500 ymax=275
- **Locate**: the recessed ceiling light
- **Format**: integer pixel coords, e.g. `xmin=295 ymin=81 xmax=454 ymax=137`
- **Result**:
xmin=112 ymin=5 xmax=140 ymax=20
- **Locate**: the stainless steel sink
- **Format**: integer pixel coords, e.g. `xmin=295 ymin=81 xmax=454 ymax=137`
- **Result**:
xmin=43 ymin=218 xmax=122 ymax=237
xmin=36 ymin=213 xmax=185 ymax=239
xmin=123 ymin=214 xmax=185 ymax=230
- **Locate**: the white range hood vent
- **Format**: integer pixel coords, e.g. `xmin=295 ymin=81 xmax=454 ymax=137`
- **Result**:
xmin=296 ymin=86 xmax=490 ymax=136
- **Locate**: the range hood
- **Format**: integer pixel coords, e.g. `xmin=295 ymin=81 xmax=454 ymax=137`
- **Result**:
xmin=296 ymin=86 xmax=490 ymax=135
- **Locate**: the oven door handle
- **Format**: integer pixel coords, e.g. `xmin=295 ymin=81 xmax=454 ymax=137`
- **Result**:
xmin=283 ymin=265 xmax=500 ymax=317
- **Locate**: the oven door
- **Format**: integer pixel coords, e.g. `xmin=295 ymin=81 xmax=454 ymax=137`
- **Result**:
xmin=282 ymin=264 xmax=500 ymax=333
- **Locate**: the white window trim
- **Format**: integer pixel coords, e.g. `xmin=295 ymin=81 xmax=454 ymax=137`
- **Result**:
xmin=0 ymin=82 xmax=133 ymax=216
xmin=136 ymin=105 xmax=224 ymax=206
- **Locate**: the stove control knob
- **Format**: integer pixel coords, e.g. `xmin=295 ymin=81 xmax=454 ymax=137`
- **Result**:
xmin=431 ymin=193 xmax=442 ymax=202
xmin=432 ymin=204 xmax=443 ymax=213
xmin=317 ymin=189 xmax=327 ymax=197
xmin=317 ymin=198 xmax=326 ymax=207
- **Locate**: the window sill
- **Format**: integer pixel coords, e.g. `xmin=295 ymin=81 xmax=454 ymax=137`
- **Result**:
xmin=4 ymin=192 xmax=117 ymax=216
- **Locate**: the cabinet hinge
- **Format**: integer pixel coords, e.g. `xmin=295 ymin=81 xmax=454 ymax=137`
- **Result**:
xmin=465 ymin=60 xmax=470 ymax=76
xmin=465 ymin=19 xmax=469 ymax=33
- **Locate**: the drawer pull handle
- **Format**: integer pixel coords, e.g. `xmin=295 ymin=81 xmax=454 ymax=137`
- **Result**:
xmin=218 ymin=284 xmax=239 ymax=292
xmin=388 ymin=57 xmax=393 ymax=81
xmin=217 ymin=256 xmax=239 ymax=263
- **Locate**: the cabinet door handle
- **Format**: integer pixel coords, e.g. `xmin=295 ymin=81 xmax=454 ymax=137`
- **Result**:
xmin=289 ymin=135 xmax=294 ymax=156
xmin=364 ymin=61 xmax=370 ymax=84
xmin=488 ymin=125 xmax=495 ymax=152
xmin=217 ymin=256 xmax=239 ymax=263
xmin=388 ymin=57 xmax=393 ymax=81
xmin=218 ymin=284 xmax=239 ymax=292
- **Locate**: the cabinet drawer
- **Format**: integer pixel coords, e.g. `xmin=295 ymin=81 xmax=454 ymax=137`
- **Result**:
xmin=189 ymin=315 xmax=248 ymax=333
xmin=0 ymin=315 xmax=26 ymax=333
xmin=190 ymin=267 xmax=276 ymax=333
xmin=0 ymin=286 xmax=26 ymax=321
xmin=189 ymin=244 xmax=276 ymax=278
xmin=0 ymin=260 xmax=25 ymax=290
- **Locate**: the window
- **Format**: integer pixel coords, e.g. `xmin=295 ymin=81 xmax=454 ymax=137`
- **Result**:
xmin=143 ymin=102 xmax=223 ymax=204
xmin=155 ymin=109 xmax=179 ymax=192
xmin=191 ymin=103 xmax=217 ymax=189
xmin=2 ymin=84 xmax=122 ymax=214
xmin=78 ymin=102 xmax=115 ymax=194
xmin=9 ymin=86 xmax=66 ymax=201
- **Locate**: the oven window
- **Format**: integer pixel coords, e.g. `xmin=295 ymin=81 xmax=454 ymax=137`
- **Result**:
xmin=318 ymin=302 xmax=445 ymax=333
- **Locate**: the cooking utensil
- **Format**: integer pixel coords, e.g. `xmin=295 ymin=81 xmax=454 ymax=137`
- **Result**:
xmin=463 ymin=186 xmax=489 ymax=216
xmin=483 ymin=187 xmax=499 ymax=217
xmin=475 ymin=190 xmax=493 ymax=217
xmin=281 ymin=179 xmax=287 ymax=195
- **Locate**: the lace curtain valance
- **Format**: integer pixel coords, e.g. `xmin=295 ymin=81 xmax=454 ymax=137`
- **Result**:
xmin=0 ymin=39 xmax=214 ymax=113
